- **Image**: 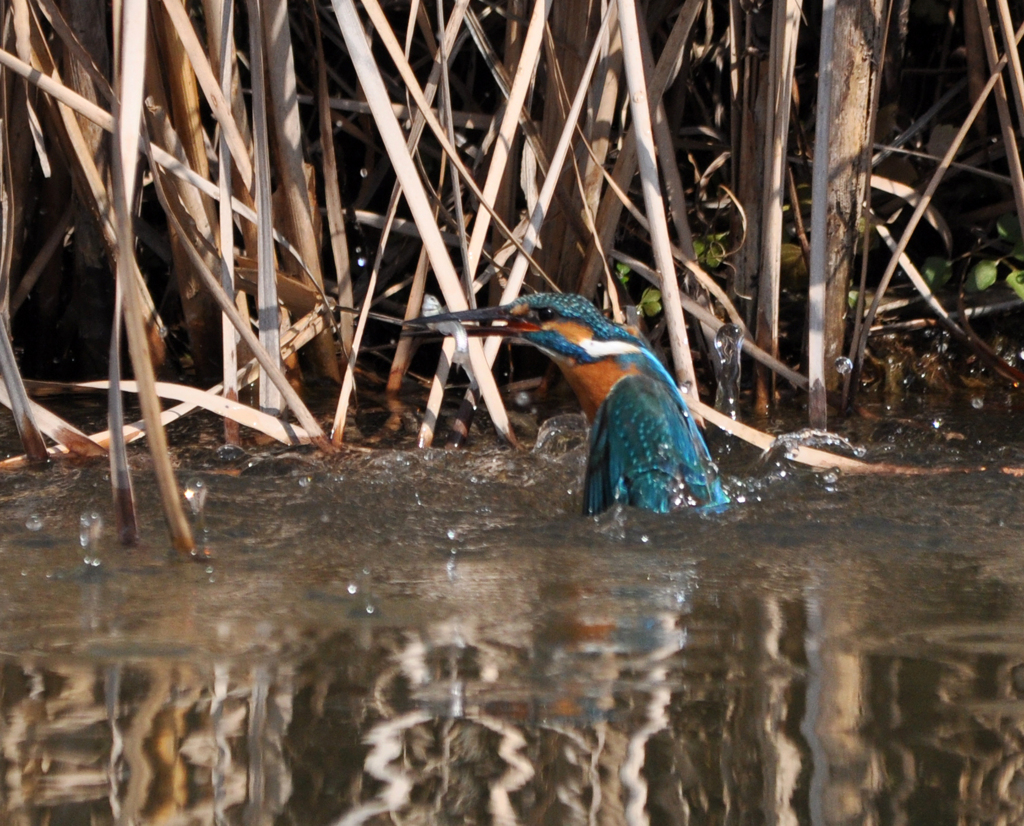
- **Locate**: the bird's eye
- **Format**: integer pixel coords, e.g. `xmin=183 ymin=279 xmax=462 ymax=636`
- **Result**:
xmin=536 ymin=306 xmax=557 ymax=322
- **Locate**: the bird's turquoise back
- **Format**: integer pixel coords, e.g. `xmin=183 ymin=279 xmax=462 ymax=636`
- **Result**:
xmin=584 ymin=372 xmax=728 ymax=515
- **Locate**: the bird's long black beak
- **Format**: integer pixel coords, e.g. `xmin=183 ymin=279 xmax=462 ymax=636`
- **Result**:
xmin=403 ymin=304 xmax=539 ymax=336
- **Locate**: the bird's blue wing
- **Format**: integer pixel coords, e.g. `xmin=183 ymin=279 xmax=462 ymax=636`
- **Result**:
xmin=583 ymin=374 xmax=728 ymax=515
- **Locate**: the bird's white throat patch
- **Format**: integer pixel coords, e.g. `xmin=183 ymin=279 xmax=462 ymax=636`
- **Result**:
xmin=576 ymin=338 xmax=643 ymax=358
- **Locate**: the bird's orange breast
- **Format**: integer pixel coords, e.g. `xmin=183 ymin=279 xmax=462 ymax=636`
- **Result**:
xmin=555 ymin=358 xmax=638 ymax=421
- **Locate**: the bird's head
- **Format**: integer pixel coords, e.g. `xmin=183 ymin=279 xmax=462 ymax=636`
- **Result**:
xmin=407 ymin=293 xmax=646 ymax=366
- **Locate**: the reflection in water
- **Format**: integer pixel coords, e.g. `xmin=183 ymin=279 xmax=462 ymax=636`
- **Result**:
xmin=1 ymin=406 xmax=1024 ymax=823
xmin=5 ymin=571 xmax=1024 ymax=825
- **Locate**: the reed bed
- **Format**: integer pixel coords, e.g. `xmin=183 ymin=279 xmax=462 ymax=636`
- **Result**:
xmin=1 ymin=0 xmax=1023 ymax=549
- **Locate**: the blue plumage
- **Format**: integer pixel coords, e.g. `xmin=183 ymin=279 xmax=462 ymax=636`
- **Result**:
xmin=585 ymin=373 xmax=727 ymax=514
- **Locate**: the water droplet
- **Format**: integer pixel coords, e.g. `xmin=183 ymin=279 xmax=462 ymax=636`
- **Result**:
xmin=679 ymin=381 xmax=692 ymax=395
xmin=513 ymin=390 xmax=533 ymax=408
xmin=319 ymin=512 xmax=330 ymax=523
xmin=932 ymin=418 xmax=943 ymax=429
xmin=215 ymin=444 xmax=247 ymax=461
xmin=359 ymin=167 xmax=368 ymax=178
xmin=79 ymin=511 xmax=102 ymax=564
xmin=25 ymin=514 xmax=42 ymax=531
xmin=713 ymin=325 xmax=744 ymax=418
xmin=184 ymin=479 xmax=207 ymax=515
xmin=446 ymin=528 xmax=457 ymax=540
xmin=822 ymin=471 xmax=839 ymax=484
xmin=640 ymin=534 xmax=650 ymax=544
xmin=356 ymin=257 xmax=367 ymax=268
xmin=834 ymin=356 xmax=853 ymax=376
xmin=971 ymin=397 xmax=984 ymax=409
xmin=347 ymin=583 xmax=358 ymax=595
xmin=365 ymin=603 xmax=375 ymax=614
xmin=298 ymin=475 xmax=312 ymax=488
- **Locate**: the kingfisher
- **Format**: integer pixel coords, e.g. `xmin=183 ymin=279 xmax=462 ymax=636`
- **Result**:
xmin=408 ymin=292 xmax=728 ymax=516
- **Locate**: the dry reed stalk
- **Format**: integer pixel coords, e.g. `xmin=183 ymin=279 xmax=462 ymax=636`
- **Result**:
xmin=463 ymin=6 xmax=552 ymax=176
xmin=13 ymin=19 xmax=162 ymax=340
xmin=359 ymin=0 xmax=548 ymax=279
xmin=870 ymin=176 xmax=952 ymax=252
xmin=330 ymin=0 xmax=468 ymax=442
xmin=113 ymin=0 xmax=194 ymax=554
xmin=78 ymin=380 xmax=315 ymax=444
xmin=463 ymin=0 xmax=550 ymax=281
xmin=144 ymin=138 xmax=333 ymax=450
xmin=611 ymin=250 xmax=807 ymax=389
xmin=806 ymin=0 xmax=836 ymax=428
xmin=262 ymin=0 xmax=340 ymax=384
xmin=617 ymin=0 xmax=700 ymax=410
xmin=244 ymin=0 xmax=282 ymax=415
xmin=436 ymin=0 xmax=472 ymax=301
xmin=330 ymin=0 xmax=513 ymax=445
xmin=0 ymin=327 xmax=47 ymax=461
xmin=0 ymin=380 xmax=106 ymax=453
xmin=577 ymin=132 xmax=748 ymax=329
xmin=636 ymin=12 xmax=696 ymax=261
xmin=580 ymin=1 xmax=620 ymax=234
xmin=155 ymin=0 xmax=252 ymax=188
xmin=754 ymin=0 xmax=801 ymax=413
xmin=0 ymin=101 xmax=47 ymax=459
xmin=150 ymin=0 xmax=222 ymax=380
xmin=850 ymin=21 xmax=1024 ymax=384
xmin=421 ymin=4 xmax=611 ymax=446
xmin=576 ymin=0 xmax=702 ymax=299
xmin=994 ymin=0 xmax=1024 ymax=138
xmin=974 ymin=0 xmax=1024 ymax=238
xmin=9 ymin=202 xmax=72 ymax=312
xmin=212 ymin=0 xmax=239 ymax=445
xmin=311 ymin=0 xmax=353 ymax=359
xmin=386 ymin=246 xmax=431 ymax=394
xmin=3 ymin=308 xmax=330 ymax=469
xmin=107 ymin=279 xmax=139 ymax=545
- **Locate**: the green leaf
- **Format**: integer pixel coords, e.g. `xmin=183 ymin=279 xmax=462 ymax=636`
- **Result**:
xmin=848 ymin=289 xmax=859 ymax=309
xmin=637 ymin=287 xmax=662 ymax=317
xmin=997 ymin=213 xmax=1022 ymax=243
xmin=921 ymin=256 xmax=952 ymax=290
xmin=966 ymin=259 xmax=999 ymax=292
xmin=615 ymin=262 xmax=631 ymax=285
xmin=1008 ymin=270 xmax=1024 ymax=301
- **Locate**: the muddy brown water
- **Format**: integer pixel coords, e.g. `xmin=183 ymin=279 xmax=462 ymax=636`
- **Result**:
xmin=1 ymin=398 xmax=1023 ymax=825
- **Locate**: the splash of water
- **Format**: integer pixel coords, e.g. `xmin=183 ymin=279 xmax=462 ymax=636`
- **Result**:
xmin=713 ymin=324 xmax=744 ymax=419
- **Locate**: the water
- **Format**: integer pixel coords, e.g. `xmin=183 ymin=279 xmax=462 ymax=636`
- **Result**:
xmin=1 ymin=401 xmax=1023 ymax=824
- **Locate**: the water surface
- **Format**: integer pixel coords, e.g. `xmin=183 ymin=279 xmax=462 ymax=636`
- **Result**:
xmin=1 ymin=400 xmax=1023 ymax=824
